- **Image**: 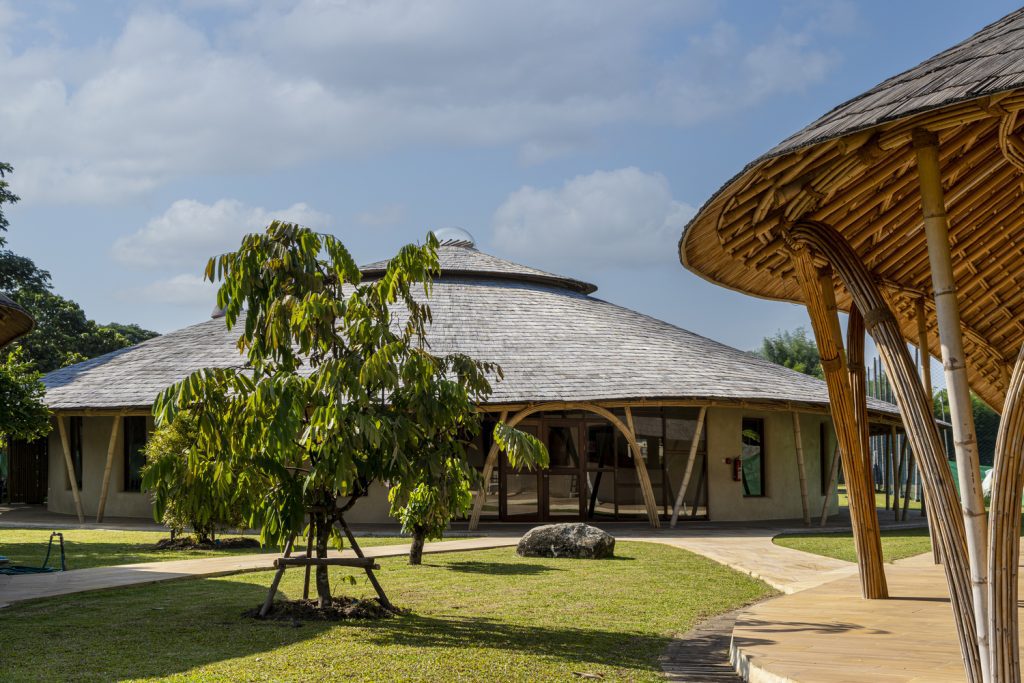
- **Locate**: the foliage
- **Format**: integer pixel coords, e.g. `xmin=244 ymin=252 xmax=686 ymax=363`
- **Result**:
xmin=933 ymin=389 xmax=1000 ymax=467
xmin=152 ymin=223 xmax=545 ymax=603
xmin=141 ymin=411 xmax=250 ymax=543
xmin=756 ymin=327 xmax=823 ymax=378
xmin=0 ymin=164 xmax=159 ymax=373
xmin=0 ymin=348 xmax=51 ymax=442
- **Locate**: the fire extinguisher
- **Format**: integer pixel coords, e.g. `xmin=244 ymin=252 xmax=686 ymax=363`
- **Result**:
xmin=726 ymin=457 xmax=742 ymax=482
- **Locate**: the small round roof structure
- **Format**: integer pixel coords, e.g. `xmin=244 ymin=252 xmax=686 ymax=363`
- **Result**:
xmin=42 ymin=240 xmax=898 ymax=420
xmin=681 ymin=7 xmax=1024 ymax=410
xmin=0 ymin=292 xmax=34 ymax=347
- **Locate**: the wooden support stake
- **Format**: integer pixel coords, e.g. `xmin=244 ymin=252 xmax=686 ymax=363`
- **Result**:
xmin=915 ymin=130 xmax=989 ymax=678
xmin=670 ymin=406 xmax=707 ymax=527
xmin=791 ymin=412 xmax=811 ymax=526
xmin=624 ymin=406 xmax=662 ymax=528
xmin=335 ymin=517 xmax=394 ymax=610
xmin=259 ymin=535 xmax=295 ymax=617
xmin=96 ymin=413 xmax=123 ymax=523
xmin=303 ymin=519 xmax=315 ymax=601
xmin=56 ymin=416 xmax=85 ymax=524
xmin=468 ymin=410 xmax=508 ymax=530
xmin=820 ymin=443 xmax=841 ymax=527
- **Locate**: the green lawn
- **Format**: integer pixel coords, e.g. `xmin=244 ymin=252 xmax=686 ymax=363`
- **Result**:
xmin=0 ymin=542 xmax=773 ymax=682
xmin=773 ymin=528 xmax=932 ymax=563
xmin=837 ymin=485 xmax=923 ymax=512
xmin=0 ymin=528 xmax=409 ymax=570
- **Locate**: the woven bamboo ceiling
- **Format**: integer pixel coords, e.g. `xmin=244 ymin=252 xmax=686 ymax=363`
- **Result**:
xmin=0 ymin=292 xmax=33 ymax=348
xmin=681 ymin=7 xmax=1024 ymax=411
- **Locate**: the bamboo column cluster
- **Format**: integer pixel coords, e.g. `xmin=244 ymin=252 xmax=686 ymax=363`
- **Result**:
xmin=790 ymin=250 xmax=888 ymax=599
xmin=786 ymin=219 xmax=983 ymax=681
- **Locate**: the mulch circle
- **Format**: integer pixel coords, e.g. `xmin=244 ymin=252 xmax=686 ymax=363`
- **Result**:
xmin=244 ymin=597 xmax=404 ymax=623
xmin=152 ymin=537 xmax=262 ymax=551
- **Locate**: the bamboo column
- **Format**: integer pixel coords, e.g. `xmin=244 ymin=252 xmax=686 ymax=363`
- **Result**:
xmin=891 ymin=425 xmax=904 ymax=520
xmin=671 ymin=406 xmax=706 ymax=527
xmin=847 ymin=307 xmax=878 ymax=506
xmin=987 ymin=343 xmax=1024 ymax=682
xmin=791 ymin=254 xmax=887 ymax=599
xmin=56 ymin=416 xmax=85 ymax=524
xmin=468 ymin=410 xmax=508 ymax=531
xmin=96 ymin=413 xmax=123 ymax=523
xmin=624 ymin=407 xmax=662 ymax=528
xmin=787 ymin=219 xmax=982 ymax=681
xmin=914 ymin=129 xmax=989 ymax=679
xmin=791 ymin=412 xmax=810 ymax=525
xmin=820 ymin=442 xmax=840 ymax=527
xmin=917 ymin=297 xmax=943 ymax=564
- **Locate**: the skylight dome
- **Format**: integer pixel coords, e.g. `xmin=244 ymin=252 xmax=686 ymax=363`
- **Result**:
xmin=431 ymin=226 xmax=476 ymax=248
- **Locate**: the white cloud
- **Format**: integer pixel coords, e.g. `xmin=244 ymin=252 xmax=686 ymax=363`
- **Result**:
xmin=139 ymin=273 xmax=216 ymax=307
xmin=112 ymin=198 xmax=329 ymax=268
xmin=0 ymin=2 xmax=850 ymax=202
xmin=492 ymin=168 xmax=694 ymax=269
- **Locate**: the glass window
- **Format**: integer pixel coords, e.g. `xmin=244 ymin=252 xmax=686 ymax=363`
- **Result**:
xmin=123 ymin=417 xmax=148 ymax=493
xmin=68 ymin=416 xmax=83 ymax=490
xmin=741 ymin=418 xmax=766 ymax=497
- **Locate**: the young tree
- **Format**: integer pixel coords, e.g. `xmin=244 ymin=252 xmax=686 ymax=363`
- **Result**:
xmin=153 ymin=222 xmax=545 ymax=608
xmin=756 ymin=327 xmax=823 ymax=378
xmin=0 ymin=348 xmax=51 ymax=442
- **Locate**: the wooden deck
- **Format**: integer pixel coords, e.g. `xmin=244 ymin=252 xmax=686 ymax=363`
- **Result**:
xmin=730 ymin=551 xmax=1023 ymax=682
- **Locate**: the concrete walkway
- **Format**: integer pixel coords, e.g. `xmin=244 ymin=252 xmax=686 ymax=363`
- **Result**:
xmin=0 ymin=536 xmax=518 ymax=608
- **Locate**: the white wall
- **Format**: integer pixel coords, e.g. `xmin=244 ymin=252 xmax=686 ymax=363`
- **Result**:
xmin=705 ymin=407 xmax=839 ymax=522
xmin=47 ymin=415 xmax=154 ymax=519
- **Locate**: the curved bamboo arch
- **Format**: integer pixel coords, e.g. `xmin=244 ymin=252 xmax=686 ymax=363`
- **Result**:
xmin=786 ymin=219 xmax=983 ymax=682
xmin=468 ymin=401 xmax=661 ymax=529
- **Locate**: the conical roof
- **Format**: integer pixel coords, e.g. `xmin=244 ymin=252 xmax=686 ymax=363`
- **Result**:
xmin=42 ymin=243 xmax=897 ymax=417
xmin=681 ymin=7 xmax=1024 ymax=409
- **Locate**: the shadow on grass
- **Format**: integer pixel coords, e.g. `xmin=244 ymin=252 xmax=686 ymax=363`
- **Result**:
xmin=440 ymin=560 xmax=561 ymax=575
xmin=2 ymin=574 xmax=668 ymax=680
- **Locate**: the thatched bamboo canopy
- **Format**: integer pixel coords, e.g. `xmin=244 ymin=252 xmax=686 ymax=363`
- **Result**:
xmin=0 ymin=292 xmax=33 ymax=348
xmin=681 ymin=7 xmax=1024 ymax=410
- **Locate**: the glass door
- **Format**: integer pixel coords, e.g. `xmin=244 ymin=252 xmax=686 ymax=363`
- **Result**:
xmin=500 ymin=423 xmax=541 ymax=520
xmin=543 ymin=422 xmax=584 ymax=520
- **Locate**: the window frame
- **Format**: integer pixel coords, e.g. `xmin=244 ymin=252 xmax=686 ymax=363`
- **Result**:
xmin=123 ymin=416 xmax=148 ymax=493
xmin=740 ymin=417 xmax=766 ymax=498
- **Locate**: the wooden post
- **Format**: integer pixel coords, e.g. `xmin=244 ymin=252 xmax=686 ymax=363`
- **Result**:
xmin=468 ymin=410 xmax=508 ymax=531
xmin=915 ymin=129 xmax=989 ymax=679
xmin=56 ymin=415 xmax=85 ymax=524
xmin=671 ymin=406 xmax=706 ymax=527
xmin=792 ymin=255 xmax=887 ymax=599
xmin=96 ymin=413 xmax=122 ymax=523
xmin=820 ymin=442 xmax=841 ymax=527
xmin=848 ymin=307 xmax=878 ymax=507
xmin=987 ymin=343 xmax=1024 ymax=682
xmin=917 ymin=297 xmax=943 ymax=564
xmin=791 ymin=412 xmax=811 ymax=526
xmin=624 ymin=407 xmax=662 ymax=528
xmin=786 ymin=219 xmax=982 ymax=681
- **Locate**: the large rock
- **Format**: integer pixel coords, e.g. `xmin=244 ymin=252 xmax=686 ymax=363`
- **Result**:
xmin=516 ymin=523 xmax=615 ymax=559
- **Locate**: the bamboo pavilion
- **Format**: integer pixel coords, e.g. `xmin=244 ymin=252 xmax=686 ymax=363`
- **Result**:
xmin=0 ymin=292 xmax=33 ymax=347
xmin=681 ymin=7 xmax=1024 ymax=682
xmin=32 ymin=229 xmax=899 ymax=530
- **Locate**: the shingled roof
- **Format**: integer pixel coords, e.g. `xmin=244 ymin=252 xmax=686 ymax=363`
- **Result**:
xmin=43 ymin=243 xmax=897 ymax=416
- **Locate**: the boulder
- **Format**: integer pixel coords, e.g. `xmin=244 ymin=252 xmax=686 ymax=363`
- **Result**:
xmin=516 ymin=523 xmax=615 ymax=559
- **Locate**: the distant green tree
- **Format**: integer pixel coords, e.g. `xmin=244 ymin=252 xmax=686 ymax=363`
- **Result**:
xmin=756 ymin=327 xmax=823 ymax=378
xmin=0 ymin=348 xmax=51 ymax=443
xmin=0 ymin=164 xmax=158 ymax=373
xmin=933 ymin=389 xmax=999 ymax=467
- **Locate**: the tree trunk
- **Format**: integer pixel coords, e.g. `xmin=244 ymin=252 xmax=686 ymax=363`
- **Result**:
xmin=314 ymin=512 xmax=331 ymax=608
xmin=409 ymin=526 xmax=426 ymax=565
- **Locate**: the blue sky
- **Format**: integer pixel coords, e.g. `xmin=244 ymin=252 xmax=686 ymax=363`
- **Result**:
xmin=1 ymin=0 xmax=1019 ymax=352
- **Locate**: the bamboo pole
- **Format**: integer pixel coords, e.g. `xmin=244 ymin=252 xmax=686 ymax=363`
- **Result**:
xmin=624 ymin=407 xmax=662 ymax=528
xmin=848 ymin=308 xmax=877 ymax=506
xmin=792 ymin=256 xmax=888 ymax=599
xmin=917 ymin=298 xmax=944 ymax=564
xmin=820 ymin=442 xmax=841 ymax=527
xmin=670 ymin=406 xmax=706 ymax=527
xmin=468 ymin=410 xmax=509 ymax=531
xmin=901 ymin=437 xmax=913 ymax=522
xmin=986 ymin=343 xmax=1024 ymax=682
xmin=56 ymin=416 xmax=85 ymax=524
xmin=914 ymin=129 xmax=990 ymax=680
xmin=96 ymin=414 xmax=122 ymax=524
xmin=791 ymin=412 xmax=811 ymax=526
xmin=786 ymin=219 xmax=982 ymax=682
xmin=891 ymin=425 xmax=904 ymax=520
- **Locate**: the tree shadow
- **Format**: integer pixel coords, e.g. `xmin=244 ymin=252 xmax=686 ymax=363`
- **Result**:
xmin=3 ymin=574 xmax=671 ymax=680
xmin=439 ymin=560 xmax=561 ymax=575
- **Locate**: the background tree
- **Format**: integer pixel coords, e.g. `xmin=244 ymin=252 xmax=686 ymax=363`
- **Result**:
xmin=153 ymin=223 xmax=545 ymax=609
xmin=755 ymin=327 xmax=823 ymax=378
xmin=0 ymin=163 xmax=158 ymax=374
xmin=933 ymin=389 xmax=999 ymax=467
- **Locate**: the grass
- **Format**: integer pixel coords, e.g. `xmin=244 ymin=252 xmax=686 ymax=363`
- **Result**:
xmin=0 ymin=542 xmax=774 ymax=682
xmin=0 ymin=528 xmax=409 ymax=570
xmin=773 ymin=528 xmax=932 ymax=563
xmin=837 ymin=485 xmax=923 ymax=511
